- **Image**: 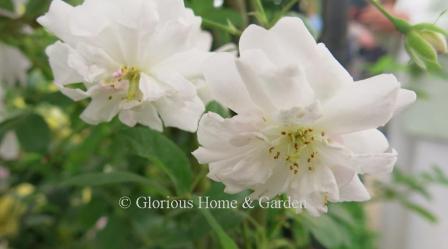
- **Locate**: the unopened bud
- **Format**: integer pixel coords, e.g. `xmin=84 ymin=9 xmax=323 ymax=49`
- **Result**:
xmin=413 ymin=23 xmax=448 ymax=54
xmin=405 ymin=30 xmax=439 ymax=70
xmin=418 ymin=30 xmax=448 ymax=54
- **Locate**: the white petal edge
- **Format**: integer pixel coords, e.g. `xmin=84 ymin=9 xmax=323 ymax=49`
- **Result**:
xmin=156 ymin=95 xmax=204 ymax=132
xmin=341 ymin=129 xmax=389 ymax=154
xmin=394 ymin=89 xmax=417 ymax=114
xmin=339 ymin=175 xmax=371 ymax=202
xmin=202 ymin=53 xmax=259 ymax=114
xmin=317 ymin=74 xmax=401 ymax=135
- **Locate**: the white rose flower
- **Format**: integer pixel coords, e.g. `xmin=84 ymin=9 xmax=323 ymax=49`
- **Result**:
xmin=0 ymin=43 xmax=27 ymax=161
xmin=193 ymin=17 xmax=416 ymax=216
xmin=0 ymin=43 xmax=30 ymax=86
xmin=38 ymin=0 xmax=212 ymax=132
xmin=0 ymin=131 xmax=19 ymax=160
xmin=0 ymin=87 xmax=20 ymax=161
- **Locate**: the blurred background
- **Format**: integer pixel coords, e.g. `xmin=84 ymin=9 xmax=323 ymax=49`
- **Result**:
xmin=0 ymin=0 xmax=447 ymax=248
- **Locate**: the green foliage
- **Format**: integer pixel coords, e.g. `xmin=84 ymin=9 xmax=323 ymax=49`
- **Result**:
xmin=0 ymin=0 xmax=14 ymax=12
xmin=15 ymin=113 xmax=51 ymax=154
xmin=302 ymin=214 xmax=352 ymax=248
xmin=367 ymin=56 xmax=407 ymax=75
xmin=206 ymin=100 xmax=231 ymax=118
xmin=0 ymin=111 xmax=51 ymax=154
xmin=374 ymin=166 xmax=448 ymax=223
xmin=61 ymin=171 xmax=159 ymax=187
xmin=198 ymin=208 xmax=239 ymax=249
xmin=117 ymin=127 xmax=193 ymax=196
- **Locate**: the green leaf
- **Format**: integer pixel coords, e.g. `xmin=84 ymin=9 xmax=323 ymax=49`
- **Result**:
xmin=402 ymin=200 xmax=437 ymax=223
xmin=0 ymin=112 xmax=23 ymax=139
xmin=329 ymin=205 xmax=357 ymax=228
xmin=206 ymin=101 xmax=231 ymax=118
xmin=0 ymin=0 xmax=14 ymax=12
xmin=188 ymin=0 xmax=213 ymax=12
xmin=64 ymin=125 xmax=108 ymax=174
xmin=394 ymin=169 xmax=431 ymax=200
xmin=367 ymin=55 xmax=406 ymax=74
xmin=60 ymin=171 xmax=169 ymax=195
xmin=0 ymin=112 xmax=51 ymax=154
xmin=198 ymin=208 xmax=239 ymax=249
xmin=118 ymin=127 xmax=192 ymax=195
xmin=190 ymin=209 xmax=245 ymax=241
xmin=300 ymin=214 xmax=352 ymax=249
xmin=24 ymin=0 xmax=51 ymax=18
xmin=61 ymin=171 xmax=154 ymax=186
xmin=96 ymin=216 xmax=131 ymax=249
xmin=292 ymin=222 xmax=311 ymax=247
xmin=431 ymin=166 xmax=448 ymax=186
xmin=14 ymin=113 xmax=51 ymax=154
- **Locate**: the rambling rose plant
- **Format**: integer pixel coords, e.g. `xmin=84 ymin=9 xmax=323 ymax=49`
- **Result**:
xmin=38 ymin=0 xmax=212 ymax=132
xmin=2 ymin=0 xmax=448 ymax=247
xmin=193 ymin=17 xmax=416 ymax=216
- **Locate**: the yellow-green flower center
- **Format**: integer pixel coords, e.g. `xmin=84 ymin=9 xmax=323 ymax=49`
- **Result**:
xmin=107 ymin=66 xmax=141 ymax=101
xmin=268 ymin=127 xmax=327 ymax=174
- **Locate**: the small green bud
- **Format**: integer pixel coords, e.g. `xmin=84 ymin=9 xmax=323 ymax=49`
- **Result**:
xmin=413 ymin=23 xmax=448 ymax=36
xmin=405 ymin=30 xmax=439 ymax=70
xmin=419 ymin=30 xmax=448 ymax=53
xmin=413 ymin=23 xmax=448 ymax=54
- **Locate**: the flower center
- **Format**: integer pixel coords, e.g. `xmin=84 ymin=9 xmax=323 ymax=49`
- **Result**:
xmin=109 ymin=66 xmax=141 ymax=101
xmin=268 ymin=127 xmax=327 ymax=175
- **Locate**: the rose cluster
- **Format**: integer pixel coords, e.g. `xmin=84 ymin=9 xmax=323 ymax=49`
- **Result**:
xmin=39 ymin=0 xmax=415 ymax=216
